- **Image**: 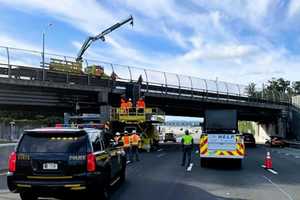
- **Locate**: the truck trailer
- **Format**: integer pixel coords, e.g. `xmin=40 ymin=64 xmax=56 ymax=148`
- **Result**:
xmin=199 ymin=110 xmax=245 ymax=168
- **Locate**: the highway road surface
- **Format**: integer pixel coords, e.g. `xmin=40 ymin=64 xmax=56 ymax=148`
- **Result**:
xmin=1 ymin=144 xmax=300 ymax=200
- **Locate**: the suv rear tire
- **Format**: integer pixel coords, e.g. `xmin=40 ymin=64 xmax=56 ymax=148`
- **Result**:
xmin=20 ymin=192 xmax=37 ymax=200
xmin=120 ymin=164 xmax=126 ymax=183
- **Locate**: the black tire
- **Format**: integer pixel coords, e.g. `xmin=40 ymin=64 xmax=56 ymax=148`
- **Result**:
xmin=236 ymin=159 xmax=242 ymax=169
xmin=90 ymin=167 xmax=111 ymax=200
xmin=20 ymin=192 xmax=38 ymax=200
xmin=119 ymin=163 xmax=126 ymax=183
xmin=101 ymin=185 xmax=111 ymax=200
xmin=200 ymin=158 xmax=208 ymax=168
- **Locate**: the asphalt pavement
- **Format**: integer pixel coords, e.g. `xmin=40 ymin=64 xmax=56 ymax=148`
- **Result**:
xmin=1 ymin=144 xmax=300 ymax=200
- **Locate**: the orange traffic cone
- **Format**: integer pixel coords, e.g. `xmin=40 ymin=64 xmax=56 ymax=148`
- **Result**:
xmin=264 ymin=152 xmax=273 ymax=169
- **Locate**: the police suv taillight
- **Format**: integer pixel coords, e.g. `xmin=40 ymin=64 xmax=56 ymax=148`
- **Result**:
xmin=8 ymin=152 xmax=17 ymax=172
xmin=87 ymin=153 xmax=96 ymax=172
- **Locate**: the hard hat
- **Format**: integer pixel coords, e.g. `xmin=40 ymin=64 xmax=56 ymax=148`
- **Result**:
xmin=129 ymin=98 xmax=132 ymax=101
xmin=132 ymin=130 xmax=136 ymax=133
xmin=116 ymin=132 xmax=120 ymax=136
xmin=124 ymin=131 xmax=128 ymax=134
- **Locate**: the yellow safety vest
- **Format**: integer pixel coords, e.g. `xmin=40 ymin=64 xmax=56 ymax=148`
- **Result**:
xmin=182 ymin=135 xmax=193 ymax=145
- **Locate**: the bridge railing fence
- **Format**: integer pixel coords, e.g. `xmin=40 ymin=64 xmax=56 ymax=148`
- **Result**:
xmin=0 ymin=46 xmax=292 ymax=105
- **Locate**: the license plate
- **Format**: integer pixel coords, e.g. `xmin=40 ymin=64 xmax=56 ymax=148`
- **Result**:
xmin=43 ymin=163 xmax=58 ymax=170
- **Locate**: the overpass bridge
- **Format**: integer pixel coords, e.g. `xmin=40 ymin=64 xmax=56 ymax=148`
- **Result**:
xmin=0 ymin=46 xmax=297 ymax=138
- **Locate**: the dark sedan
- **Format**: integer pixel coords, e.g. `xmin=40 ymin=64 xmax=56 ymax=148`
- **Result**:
xmin=266 ymin=136 xmax=287 ymax=147
xmin=242 ymin=133 xmax=256 ymax=147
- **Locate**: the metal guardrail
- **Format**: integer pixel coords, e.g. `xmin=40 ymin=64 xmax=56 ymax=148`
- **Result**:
xmin=0 ymin=46 xmax=292 ymax=104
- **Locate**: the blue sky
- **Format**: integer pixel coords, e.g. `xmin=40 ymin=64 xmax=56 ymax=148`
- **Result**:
xmin=0 ymin=0 xmax=300 ymax=87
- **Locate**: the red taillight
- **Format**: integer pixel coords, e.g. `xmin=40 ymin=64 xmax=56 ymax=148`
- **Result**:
xmin=87 ymin=153 xmax=96 ymax=172
xmin=8 ymin=152 xmax=16 ymax=172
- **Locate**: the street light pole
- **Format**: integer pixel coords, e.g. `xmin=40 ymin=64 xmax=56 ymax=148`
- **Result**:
xmin=42 ymin=32 xmax=45 ymax=80
xmin=42 ymin=23 xmax=52 ymax=81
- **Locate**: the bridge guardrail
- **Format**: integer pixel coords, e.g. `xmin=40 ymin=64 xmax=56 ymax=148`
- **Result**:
xmin=292 ymin=96 xmax=300 ymax=109
xmin=0 ymin=46 xmax=292 ymax=105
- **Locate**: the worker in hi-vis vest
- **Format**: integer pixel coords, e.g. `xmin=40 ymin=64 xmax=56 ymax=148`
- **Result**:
xmin=122 ymin=131 xmax=131 ymax=162
xmin=181 ymin=130 xmax=194 ymax=167
xmin=130 ymin=130 xmax=141 ymax=162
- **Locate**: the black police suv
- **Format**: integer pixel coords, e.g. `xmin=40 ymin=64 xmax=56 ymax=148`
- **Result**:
xmin=7 ymin=128 xmax=126 ymax=200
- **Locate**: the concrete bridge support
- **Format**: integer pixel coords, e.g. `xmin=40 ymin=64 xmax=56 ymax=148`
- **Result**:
xmin=291 ymin=108 xmax=300 ymax=140
xmin=254 ymin=122 xmax=276 ymax=144
xmin=98 ymin=90 xmax=110 ymax=123
xmin=291 ymin=96 xmax=300 ymax=140
xmin=254 ymin=114 xmax=288 ymax=143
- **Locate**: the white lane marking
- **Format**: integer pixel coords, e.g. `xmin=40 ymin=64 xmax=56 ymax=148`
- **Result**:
xmin=186 ymin=163 xmax=193 ymax=172
xmin=157 ymin=149 xmax=163 ymax=152
xmin=157 ymin=153 xmax=166 ymax=158
xmin=0 ymin=189 xmax=9 ymax=193
xmin=110 ymin=177 xmax=120 ymax=186
xmin=267 ymin=169 xmax=278 ymax=175
xmin=261 ymin=165 xmax=278 ymax=175
xmin=262 ymin=175 xmax=294 ymax=200
xmin=295 ymin=156 xmax=300 ymax=159
xmin=0 ymin=190 xmax=10 ymax=194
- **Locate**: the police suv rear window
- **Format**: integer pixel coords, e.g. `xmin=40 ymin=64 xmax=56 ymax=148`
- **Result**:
xmin=18 ymin=132 xmax=88 ymax=153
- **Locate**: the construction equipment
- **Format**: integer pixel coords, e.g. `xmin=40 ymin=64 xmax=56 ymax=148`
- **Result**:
xmin=110 ymin=107 xmax=165 ymax=151
xmin=84 ymin=65 xmax=109 ymax=78
xmin=199 ymin=110 xmax=245 ymax=168
xmin=76 ymin=15 xmax=134 ymax=62
xmin=49 ymin=58 xmax=83 ymax=74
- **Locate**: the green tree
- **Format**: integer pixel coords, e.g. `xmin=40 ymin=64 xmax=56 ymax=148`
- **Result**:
xmin=266 ymin=78 xmax=291 ymax=93
xmin=292 ymin=81 xmax=300 ymax=94
xmin=245 ymin=82 xmax=257 ymax=97
xmin=238 ymin=121 xmax=255 ymax=134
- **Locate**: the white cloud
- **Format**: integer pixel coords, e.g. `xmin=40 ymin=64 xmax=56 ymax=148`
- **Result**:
xmin=0 ymin=0 xmax=300 ymax=87
xmin=0 ymin=0 xmax=117 ymax=34
xmin=181 ymin=43 xmax=257 ymax=61
xmin=0 ymin=34 xmax=40 ymax=51
xmin=288 ymin=0 xmax=300 ymax=18
xmin=121 ymin=0 xmax=178 ymax=20
xmin=162 ymin=28 xmax=188 ymax=49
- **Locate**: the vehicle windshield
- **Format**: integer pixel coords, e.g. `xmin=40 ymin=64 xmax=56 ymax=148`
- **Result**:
xmin=18 ymin=133 xmax=88 ymax=153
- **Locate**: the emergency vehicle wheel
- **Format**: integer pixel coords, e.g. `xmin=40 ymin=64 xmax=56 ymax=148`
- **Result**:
xmin=200 ymin=158 xmax=209 ymax=168
xmin=236 ymin=159 xmax=242 ymax=169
